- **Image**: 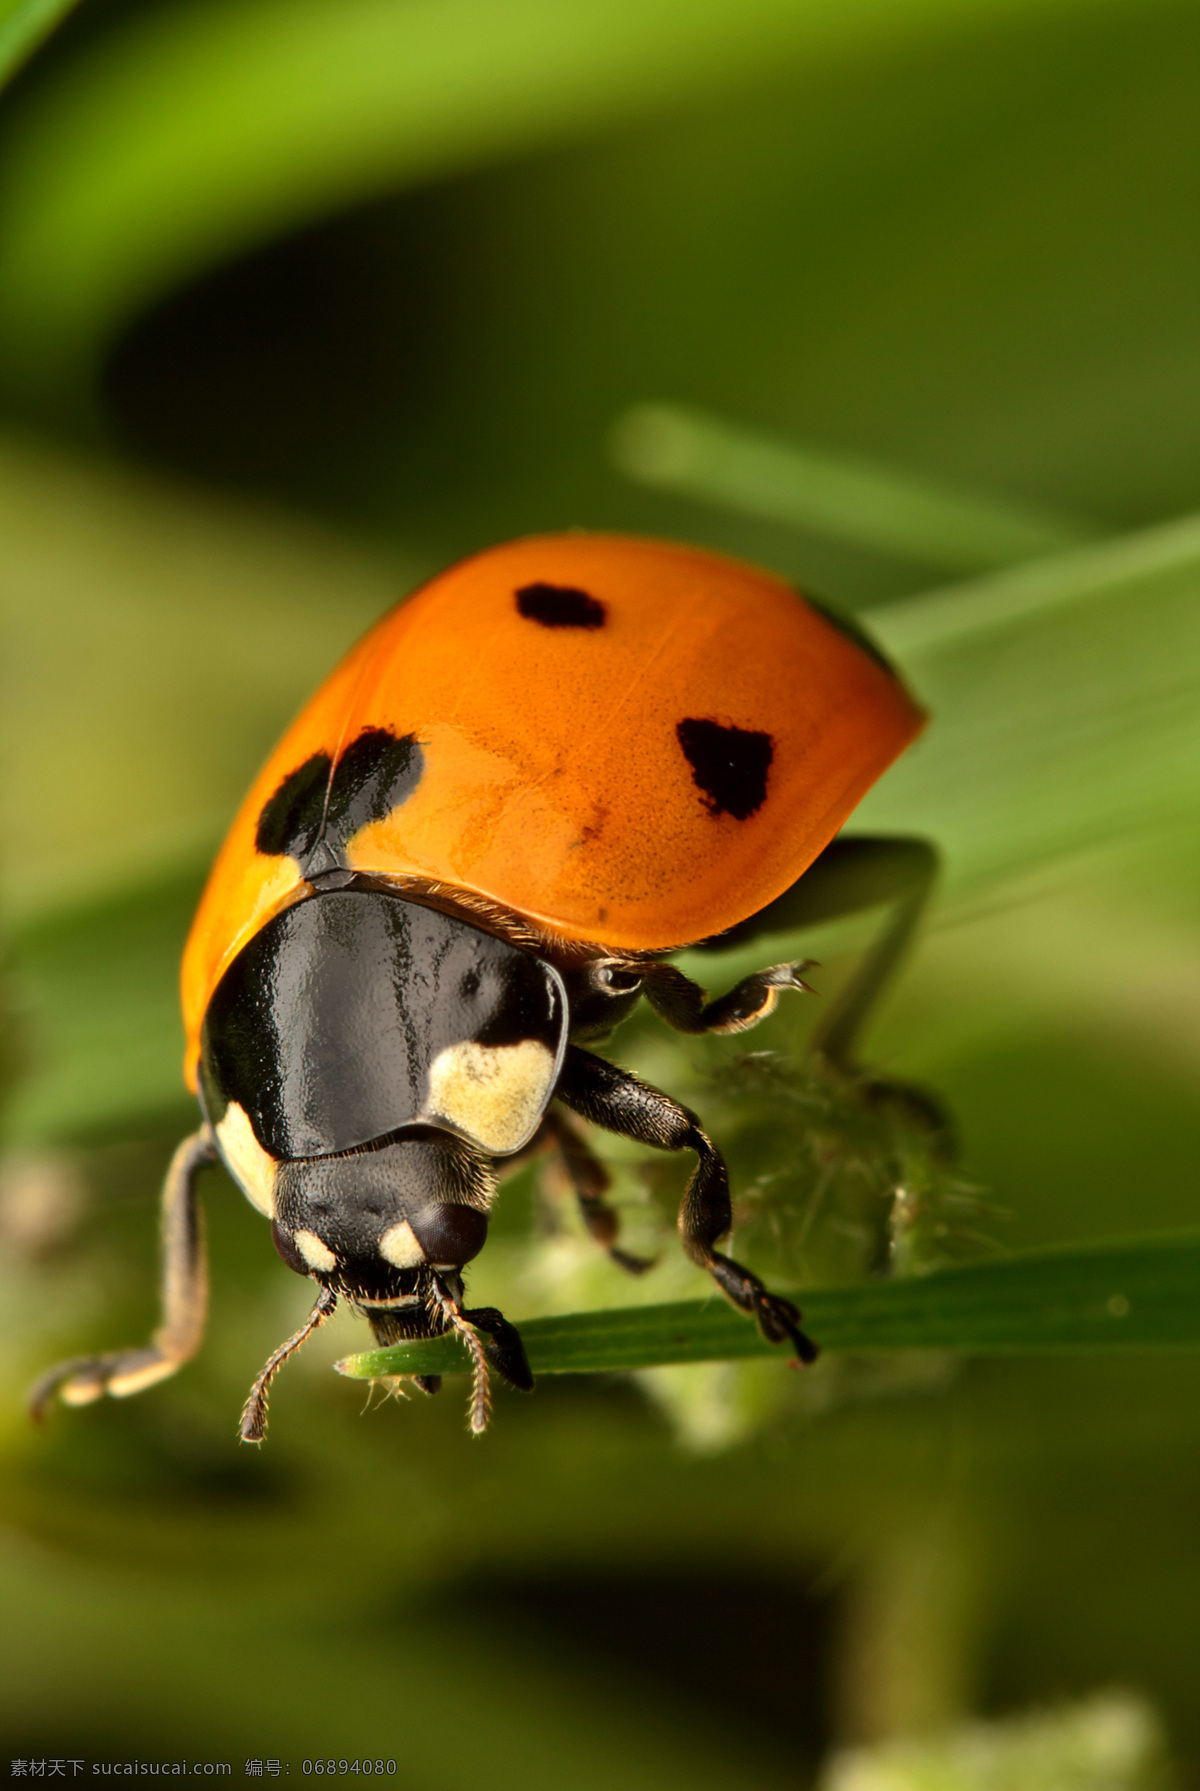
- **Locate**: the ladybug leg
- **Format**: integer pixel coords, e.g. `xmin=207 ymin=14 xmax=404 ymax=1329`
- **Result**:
xmin=456 ymin=1306 xmax=535 ymax=1393
xmin=556 ymin=1048 xmax=818 ymax=1364
xmin=697 ymin=835 xmax=952 ymax=1160
xmin=693 ymin=835 xmax=939 ymax=1071
xmin=29 ymin=1127 xmax=217 ymax=1420
xmin=641 ymin=959 xmax=814 ymax=1036
xmin=540 ymin=1109 xmax=655 ymax=1275
xmin=426 ymin=1273 xmax=534 ymax=1433
xmin=239 ymin=1283 xmax=338 ymax=1444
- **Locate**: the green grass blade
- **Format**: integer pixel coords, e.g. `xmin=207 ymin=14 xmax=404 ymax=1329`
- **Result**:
xmin=857 ymin=512 xmax=1200 ymax=899
xmin=337 ymin=1230 xmax=1200 ymax=1380
xmin=871 ymin=511 xmax=1200 ymax=658
xmin=611 ymin=403 xmax=1100 ymax=572
xmin=0 ymin=0 xmax=79 ymax=87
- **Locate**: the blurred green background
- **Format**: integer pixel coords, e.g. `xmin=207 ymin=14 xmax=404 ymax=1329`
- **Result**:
xmin=2 ymin=0 xmax=1199 ymax=1781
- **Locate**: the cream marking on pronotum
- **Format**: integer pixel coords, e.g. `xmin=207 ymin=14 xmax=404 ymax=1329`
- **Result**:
xmin=214 ymin=1100 xmax=277 ymax=1216
xmin=425 ymin=1038 xmax=556 ymax=1154
xmin=378 ymin=1219 xmax=427 ymax=1269
xmin=294 ymin=1229 xmax=338 ymax=1273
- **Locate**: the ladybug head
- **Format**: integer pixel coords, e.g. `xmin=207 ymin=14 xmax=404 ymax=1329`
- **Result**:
xmin=269 ymin=1129 xmax=494 ymax=1300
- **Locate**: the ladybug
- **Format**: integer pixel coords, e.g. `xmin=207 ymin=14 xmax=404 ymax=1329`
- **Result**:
xmin=35 ymin=534 xmax=929 ymax=1440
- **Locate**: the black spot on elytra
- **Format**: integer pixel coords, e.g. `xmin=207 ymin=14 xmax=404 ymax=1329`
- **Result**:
xmin=676 ymin=718 xmax=773 ymax=822
xmin=255 ymin=752 xmax=331 ymax=858
xmin=255 ymin=727 xmax=423 ymax=873
xmin=516 ymin=583 xmax=606 ymax=629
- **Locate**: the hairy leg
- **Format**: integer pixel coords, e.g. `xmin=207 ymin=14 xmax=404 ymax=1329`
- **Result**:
xmin=539 ymin=1108 xmax=654 ymax=1274
xmin=30 ymin=1127 xmax=217 ymax=1417
xmin=690 ymin=834 xmax=939 ymax=1069
xmin=556 ymin=1047 xmax=817 ymax=1363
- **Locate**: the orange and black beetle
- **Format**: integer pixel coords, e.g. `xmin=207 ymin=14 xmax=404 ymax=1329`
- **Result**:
xmin=36 ymin=534 xmax=930 ymax=1438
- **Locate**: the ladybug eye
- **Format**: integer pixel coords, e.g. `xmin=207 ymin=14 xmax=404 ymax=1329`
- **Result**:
xmin=599 ymin=965 xmax=642 ymax=995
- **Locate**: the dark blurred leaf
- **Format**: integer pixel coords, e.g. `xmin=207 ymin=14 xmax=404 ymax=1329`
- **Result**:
xmin=339 ymin=1230 xmax=1200 ymax=1379
xmin=0 ymin=0 xmax=1144 ymax=395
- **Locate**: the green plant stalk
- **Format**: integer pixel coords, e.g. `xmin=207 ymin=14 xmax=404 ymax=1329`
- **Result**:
xmin=611 ymin=403 xmax=1100 ymax=572
xmin=336 ymin=1230 xmax=1200 ymax=1380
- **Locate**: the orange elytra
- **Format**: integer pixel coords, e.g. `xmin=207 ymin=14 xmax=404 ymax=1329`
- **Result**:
xmin=182 ymin=532 xmax=923 ymax=1087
